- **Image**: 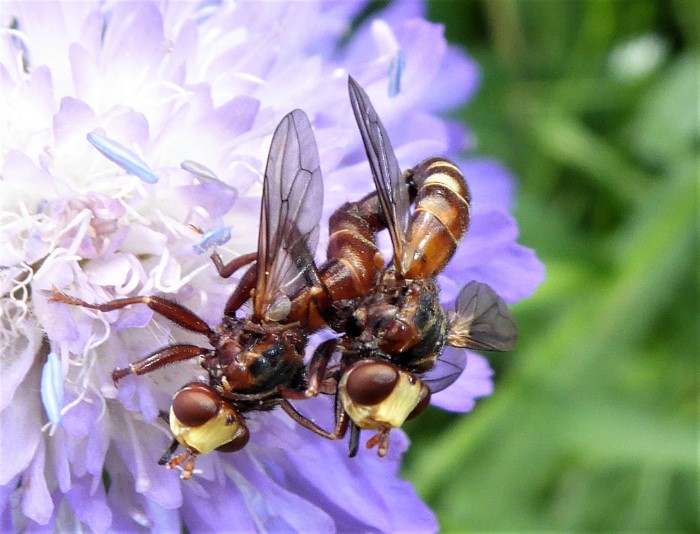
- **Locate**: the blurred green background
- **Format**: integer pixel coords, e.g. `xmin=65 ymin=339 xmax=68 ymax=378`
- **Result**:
xmin=402 ymin=0 xmax=698 ymax=531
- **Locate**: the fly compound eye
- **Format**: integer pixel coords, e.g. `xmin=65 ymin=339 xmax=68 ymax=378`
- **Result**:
xmin=170 ymin=382 xmax=249 ymax=456
xmin=345 ymin=361 xmax=399 ymax=406
xmin=172 ymin=383 xmax=219 ymax=427
xmin=216 ymin=424 xmax=250 ymax=453
xmin=406 ymin=384 xmax=431 ymax=421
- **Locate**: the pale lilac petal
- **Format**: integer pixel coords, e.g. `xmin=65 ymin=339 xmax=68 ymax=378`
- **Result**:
xmin=432 ymin=353 xmax=495 ymax=412
xmin=101 ymin=3 xmax=166 ymax=82
xmin=442 ymin=209 xmax=544 ymax=303
xmin=65 ymin=476 xmax=112 ymax=533
xmin=231 ymin=452 xmax=335 ymax=532
xmin=52 ymin=97 xmax=97 ymax=147
xmin=21 ymin=440 xmax=53 ymax=525
xmin=469 ymin=242 xmax=546 ymax=303
xmin=0 ymin=369 xmax=42 ymax=485
xmin=174 ymin=183 xmax=237 ymax=220
xmin=462 ymin=158 xmax=516 ymax=212
xmin=278 ymin=417 xmax=438 ymax=532
xmin=0 ymin=321 xmax=42 ymax=410
xmin=181 ymin=476 xmax=258 ymax=533
xmin=49 ymin=429 xmax=72 ymax=493
xmin=0 ymin=151 xmax=57 ymax=213
xmin=423 ymin=47 xmax=481 ymax=111
xmin=0 ymin=477 xmax=18 ymax=529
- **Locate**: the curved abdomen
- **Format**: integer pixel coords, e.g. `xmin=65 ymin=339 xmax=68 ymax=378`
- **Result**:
xmin=404 ymin=157 xmax=470 ymax=279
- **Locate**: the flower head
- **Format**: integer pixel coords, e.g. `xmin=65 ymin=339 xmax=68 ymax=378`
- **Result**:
xmin=1 ymin=1 xmax=543 ymax=531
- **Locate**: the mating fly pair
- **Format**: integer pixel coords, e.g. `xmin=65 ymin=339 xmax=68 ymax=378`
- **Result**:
xmin=282 ymin=77 xmax=518 ymax=457
xmin=50 ymin=77 xmax=516 ymax=478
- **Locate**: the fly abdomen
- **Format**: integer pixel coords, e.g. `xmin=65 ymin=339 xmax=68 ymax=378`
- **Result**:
xmin=287 ymin=191 xmax=386 ymax=331
xmin=404 ymin=157 xmax=470 ymax=279
xmin=324 ymin=194 xmax=386 ymax=299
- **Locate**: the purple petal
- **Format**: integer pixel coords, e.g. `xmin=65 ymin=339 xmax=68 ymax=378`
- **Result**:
xmin=119 ymin=226 xmax=167 ymax=257
xmin=192 ymin=96 xmax=261 ymax=142
xmin=422 ymin=47 xmax=481 ymax=111
xmin=181 ymin=475 xmax=258 ymax=533
xmin=101 ymin=3 xmax=166 ymax=80
xmin=65 ymin=476 xmax=112 ymax=533
xmin=50 ymin=428 xmax=72 ymax=493
xmin=257 ymin=398 xmax=437 ymax=532
xmin=174 ymin=183 xmax=237 ymax=219
xmin=61 ymin=392 xmax=98 ymax=441
xmin=0 ymin=476 xmax=19 ymax=530
xmin=468 ymin=242 xmax=546 ymax=303
xmin=431 ymin=352 xmax=495 ymax=412
xmin=441 ymin=208 xmax=546 ymax=303
xmin=0 ymin=368 xmax=42 ymax=485
xmin=229 ymin=451 xmax=335 ymax=532
xmin=0 ymin=150 xmax=57 ymax=213
xmin=21 ymin=440 xmax=53 ymax=525
xmin=5 ymin=2 xmax=96 ymax=83
xmin=52 ymin=97 xmax=96 ymax=147
xmin=0 ymin=319 xmax=42 ymax=410
xmin=109 ymin=414 xmax=183 ymax=510
xmin=83 ymin=254 xmax=132 ymax=287
xmin=461 ymin=158 xmax=516 ymax=212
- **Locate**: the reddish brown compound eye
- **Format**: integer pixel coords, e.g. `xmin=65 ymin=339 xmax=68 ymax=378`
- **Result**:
xmin=172 ymin=383 xmax=220 ymax=428
xmin=216 ymin=426 xmax=250 ymax=453
xmin=345 ymin=361 xmax=399 ymax=406
xmin=406 ymin=386 xmax=431 ymax=421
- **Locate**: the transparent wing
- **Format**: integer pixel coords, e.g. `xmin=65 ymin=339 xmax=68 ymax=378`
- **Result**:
xmin=348 ymin=76 xmax=411 ymax=274
xmin=254 ymin=109 xmax=324 ymax=321
xmin=421 ymin=346 xmax=467 ymax=394
xmin=446 ymin=281 xmax=518 ymax=351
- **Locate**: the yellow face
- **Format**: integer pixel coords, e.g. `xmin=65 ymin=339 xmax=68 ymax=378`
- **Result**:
xmin=338 ymin=360 xmax=430 ymax=431
xmin=168 ymin=383 xmax=249 ymax=455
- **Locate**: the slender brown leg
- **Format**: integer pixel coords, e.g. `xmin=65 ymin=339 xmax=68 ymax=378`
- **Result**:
xmin=210 ymin=252 xmax=257 ymax=279
xmin=279 ymin=398 xmax=349 ymax=441
xmin=112 ymin=344 xmax=210 ymax=383
xmin=223 ymin=264 xmax=257 ymax=316
xmin=50 ymin=288 xmax=213 ymax=336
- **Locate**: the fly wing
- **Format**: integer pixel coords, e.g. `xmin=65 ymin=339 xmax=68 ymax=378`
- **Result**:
xmin=254 ymin=109 xmax=324 ymax=321
xmin=446 ymin=281 xmax=518 ymax=351
xmin=421 ymin=346 xmax=467 ymax=393
xmin=348 ymin=76 xmax=411 ymax=274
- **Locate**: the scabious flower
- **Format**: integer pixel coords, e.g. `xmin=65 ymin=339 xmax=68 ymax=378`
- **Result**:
xmin=0 ymin=1 xmax=544 ymax=532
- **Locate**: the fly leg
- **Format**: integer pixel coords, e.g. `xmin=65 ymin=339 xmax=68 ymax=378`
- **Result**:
xmin=277 ymin=338 xmax=351 ymax=441
xmin=50 ymin=288 xmax=214 ymax=336
xmin=111 ymin=344 xmax=210 ymax=383
xmin=209 ymin=251 xmax=256 ymax=279
xmin=50 ymin=289 xmax=213 ymax=383
xmin=278 ymin=393 xmax=350 ymax=442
